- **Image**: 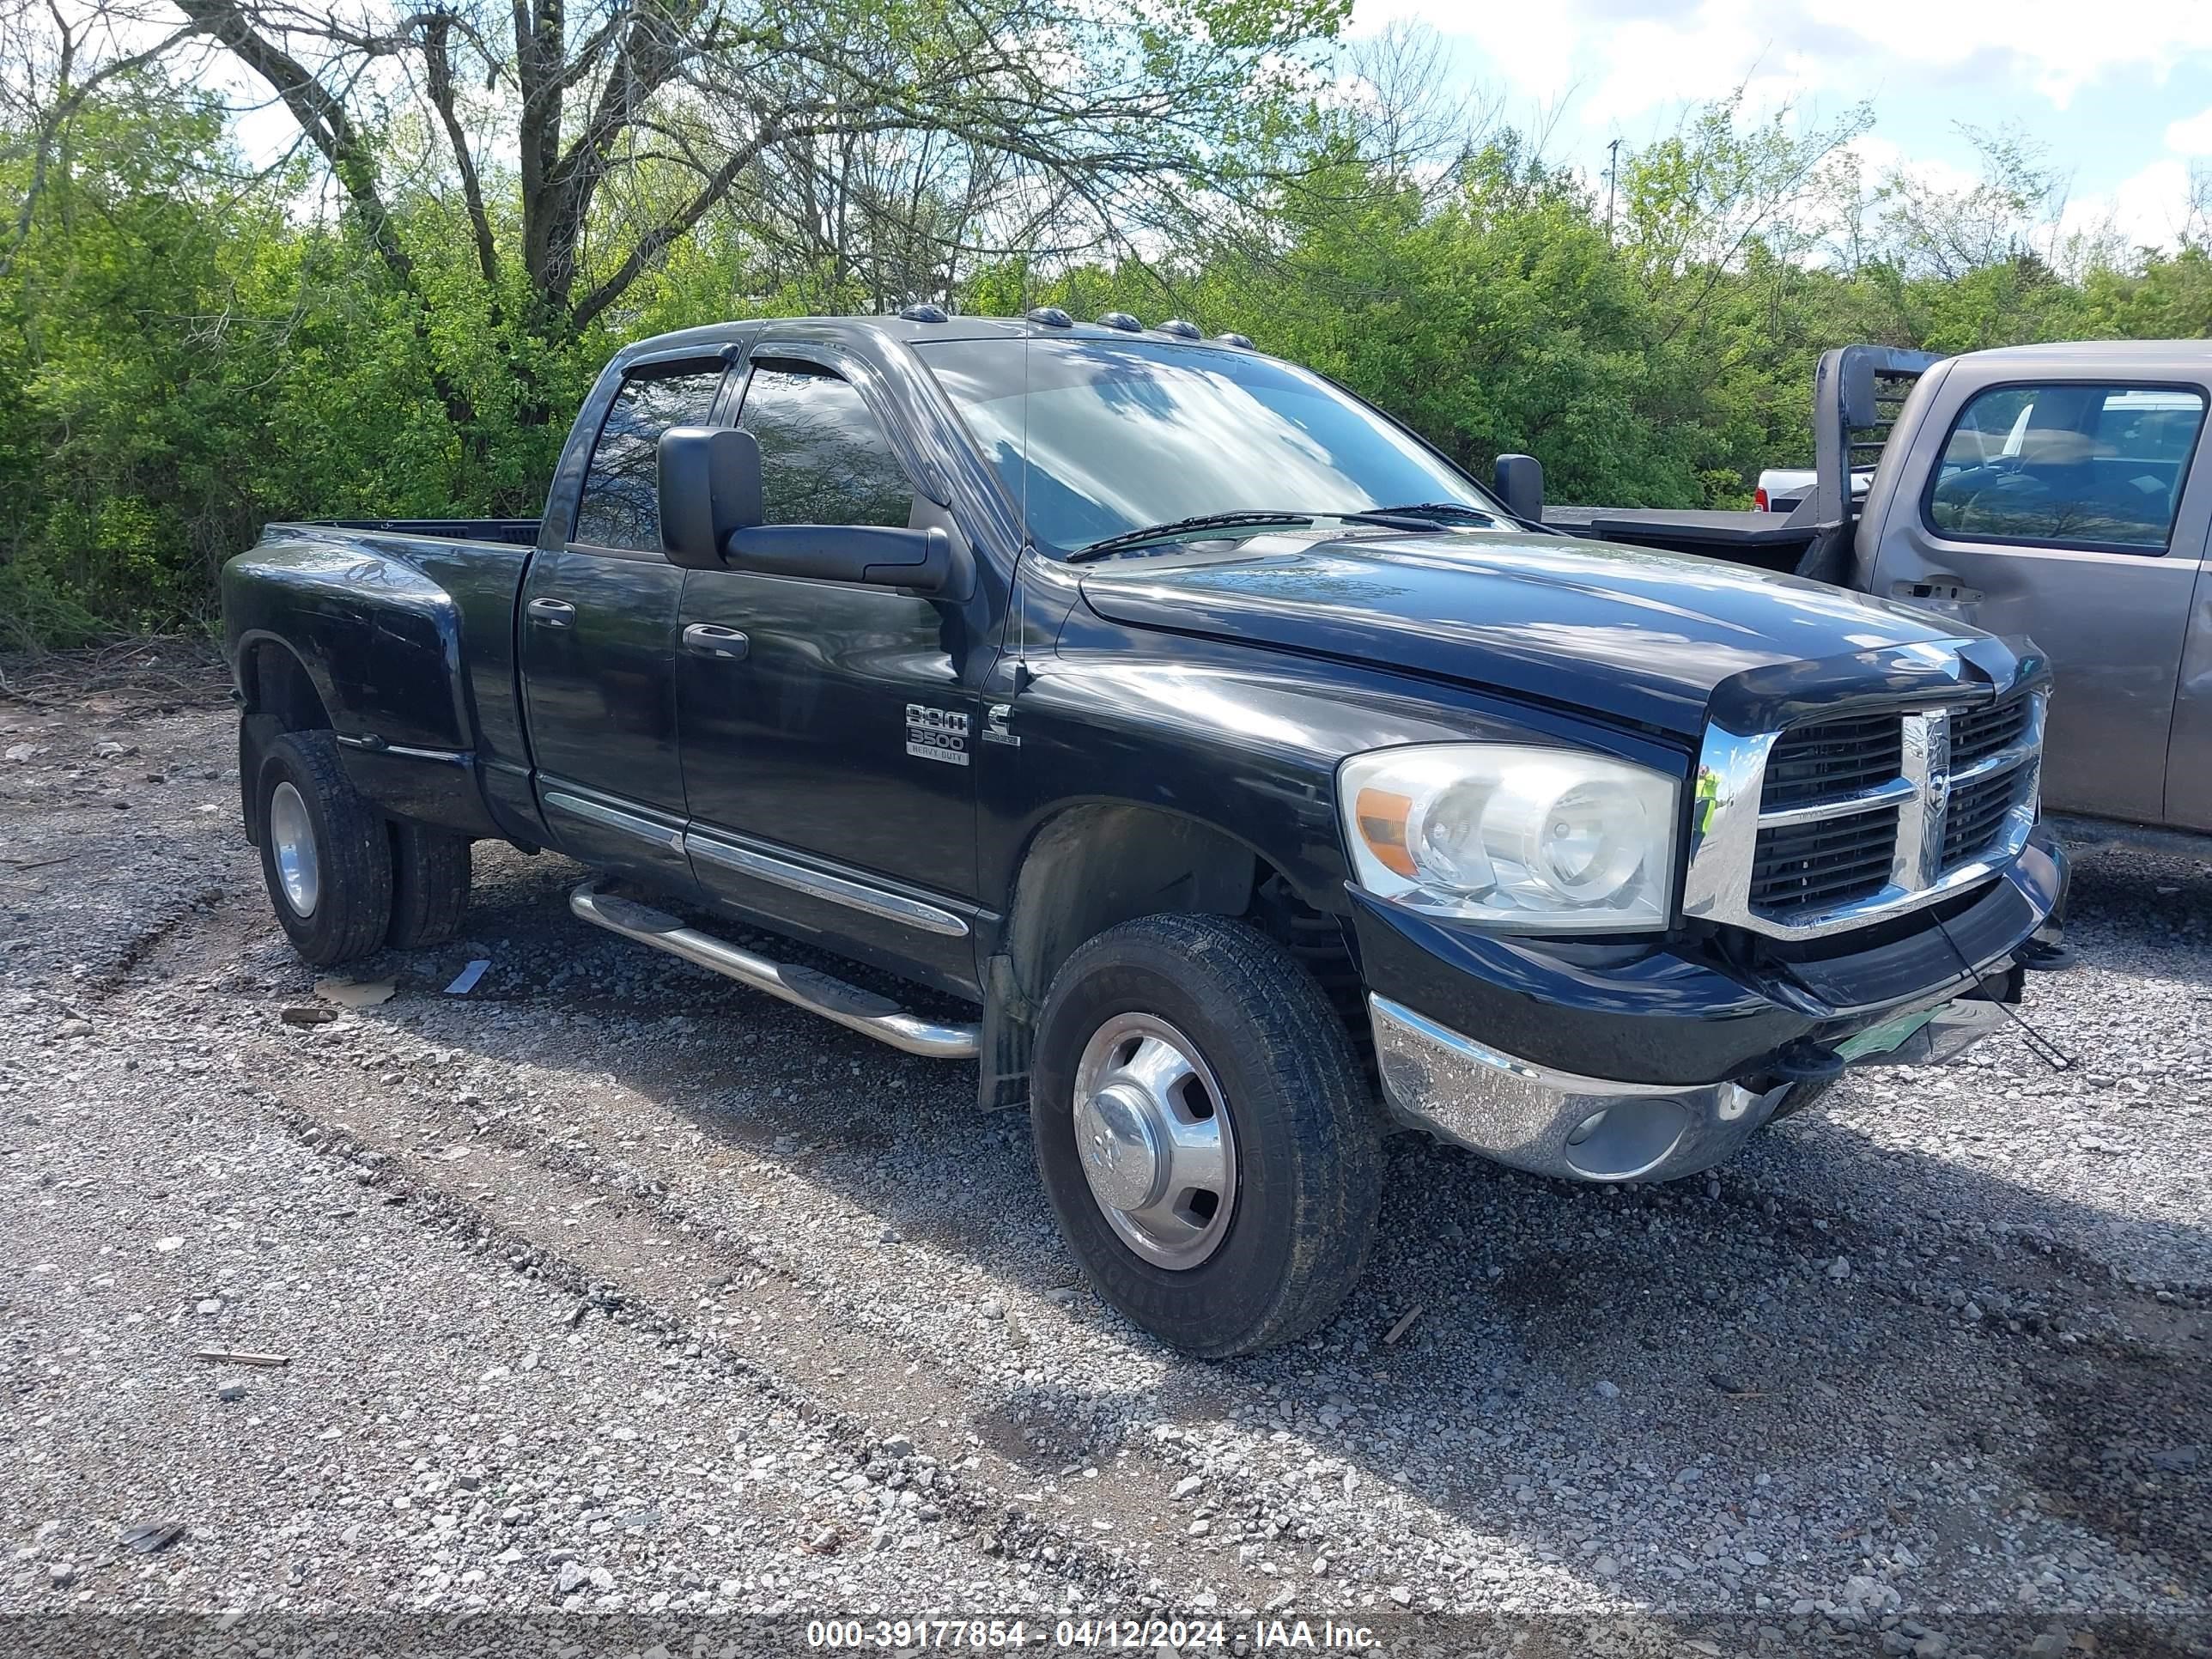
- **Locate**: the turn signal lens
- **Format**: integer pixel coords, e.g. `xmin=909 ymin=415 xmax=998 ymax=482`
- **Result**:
xmin=1353 ymin=787 xmax=1416 ymax=878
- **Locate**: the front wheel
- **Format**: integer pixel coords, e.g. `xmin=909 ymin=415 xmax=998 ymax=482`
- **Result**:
xmin=1030 ymin=914 xmax=1383 ymax=1358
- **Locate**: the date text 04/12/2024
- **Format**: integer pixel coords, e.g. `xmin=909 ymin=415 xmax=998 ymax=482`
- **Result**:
xmin=804 ymin=1619 xmax=1380 ymax=1650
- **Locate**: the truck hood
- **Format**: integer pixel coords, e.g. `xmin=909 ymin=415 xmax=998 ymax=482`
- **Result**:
xmin=1075 ymin=531 xmax=1973 ymax=739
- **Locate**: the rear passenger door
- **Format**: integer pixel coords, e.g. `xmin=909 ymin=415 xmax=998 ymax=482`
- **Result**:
xmin=1873 ymin=376 xmax=2209 ymax=823
xmin=521 ymin=355 xmax=730 ymax=888
xmin=674 ymin=355 xmax=984 ymax=995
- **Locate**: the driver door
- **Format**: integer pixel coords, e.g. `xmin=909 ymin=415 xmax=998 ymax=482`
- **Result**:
xmin=673 ymin=355 xmax=985 ymax=994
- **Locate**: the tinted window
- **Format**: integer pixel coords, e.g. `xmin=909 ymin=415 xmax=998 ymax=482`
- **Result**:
xmin=916 ymin=338 xmax=1498 ymax=552
xmin=572 ymin=365 xmax=726 ymax=551
xmin=1928 ymin=381 xmax=2206 ymax=551
xmin=738 ymin=364 xmax=915 ymax=527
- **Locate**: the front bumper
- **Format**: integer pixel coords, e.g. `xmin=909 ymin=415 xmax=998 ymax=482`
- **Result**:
xmin=1358 ymin=826 xmax=2067 ymax=1182
xmin=1370 ymin=993 xmax=2005 ymax=1182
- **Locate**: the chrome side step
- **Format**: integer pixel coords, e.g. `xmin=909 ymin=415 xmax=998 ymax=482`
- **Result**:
xmin=568 ymin=881 xmax=979 ymax=1060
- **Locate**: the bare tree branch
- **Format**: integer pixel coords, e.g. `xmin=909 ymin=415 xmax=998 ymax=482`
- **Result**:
xmin=422 ymin=9 xmax=495 ymax=283
xmin=1 ymin=5 xmax=202 ymax=279
xmin=170 ymin=0 xmax=415 ymax=285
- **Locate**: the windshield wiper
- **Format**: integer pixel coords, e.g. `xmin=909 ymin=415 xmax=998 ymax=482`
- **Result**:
xmin=1364 ymin=501 xmax=1500 ymax=526
xmin=1067 ymin=511 xmax=1316 ymax=562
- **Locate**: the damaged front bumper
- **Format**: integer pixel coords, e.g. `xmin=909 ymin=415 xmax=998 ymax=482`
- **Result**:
xmin=1370 ymin=992 xmax=2007 ymax=1182
xmin=1358 ymin=826 xmax=2067 ymax=1183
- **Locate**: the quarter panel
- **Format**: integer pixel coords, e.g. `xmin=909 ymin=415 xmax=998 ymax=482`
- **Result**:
xmin=222 ymin=528 xmax=536 ymax=842
xmin=224 ymin=534 xmax=467 ymax=752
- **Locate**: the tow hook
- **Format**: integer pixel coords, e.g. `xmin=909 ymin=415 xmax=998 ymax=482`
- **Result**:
xmin=2019 ymin=906 xmax=2074 ymax=972
xmin=1769 ymin=1039 xmax=1846 ymax=1083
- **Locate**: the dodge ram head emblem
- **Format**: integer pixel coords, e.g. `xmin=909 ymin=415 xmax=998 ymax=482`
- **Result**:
xmin=1901 ymin=708 xmax=1954 ymax=888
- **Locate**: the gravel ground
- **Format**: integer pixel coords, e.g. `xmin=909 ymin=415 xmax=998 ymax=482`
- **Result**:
xmin=2 ymin=682 xmax=2207 ymax=1659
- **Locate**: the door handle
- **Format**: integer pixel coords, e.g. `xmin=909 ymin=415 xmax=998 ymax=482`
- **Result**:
xmin=683 ymin=623 xmax=749 ymax=660
xmin=1892 ymin=575 xmax=1983 ymax=605
xmin=526 ymin=597 xmax=577 ymax=628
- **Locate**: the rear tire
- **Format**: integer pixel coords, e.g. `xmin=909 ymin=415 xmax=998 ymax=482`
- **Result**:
xmin=255 ymin=731 xmax=394 ymax=967
xmin=387 ymin=822 xmax=472 ymax=949
xmin=1031 ymin=913 xmax=1383 ymax=1358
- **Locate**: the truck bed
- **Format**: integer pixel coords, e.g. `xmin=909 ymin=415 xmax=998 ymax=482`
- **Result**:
xmin=313 ymin=518 xmax=540 ymax=545
xmin=1547 ymin=505 xmax=1813 ymax=549
xmin=225 ymin=519 xmax=543 ymax=844
xmin=1545 ymin=507 xmax=1823 ymax=575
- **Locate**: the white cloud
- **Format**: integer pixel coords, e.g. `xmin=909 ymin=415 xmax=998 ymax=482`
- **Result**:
xmin=1348 ymin=0 xmax=2212 ymax=252
xmin=1346 ymin=0 xmax=1589 ymax=104
xmin=2166 ymin=106 xmax=2212 ymax=157
xmin=1583 ymin=5 xmax=1827 ymax=126
xmin=2057 ymin=158 xmax=2198 ymax=251
xmin=1358 ymin=0 xmax=2212 ymax=116
xmin=1842 ymin=134 xmax=1981 ymax=198
xmin=1817 ymin=0 xmax=2212 ymax=108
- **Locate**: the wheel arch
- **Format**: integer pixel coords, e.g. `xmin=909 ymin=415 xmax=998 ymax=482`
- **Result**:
xmin=237 ymin=633 xmax=336 ymax=732
xmin=235 ymin=635 xmax=337 ymax=846
xmin=979 ymin=799 xmax=1358 ymax=1115
xmin=1003 ymin=801 xmax=1278 ymax=1004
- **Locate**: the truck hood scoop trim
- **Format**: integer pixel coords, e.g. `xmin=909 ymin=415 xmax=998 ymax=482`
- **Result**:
xmin=1076 ymin=533 xmax=1971 ymax=738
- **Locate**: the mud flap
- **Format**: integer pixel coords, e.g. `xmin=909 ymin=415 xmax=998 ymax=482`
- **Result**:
xmin=237 ymin=712 xmax=283 ymax=847
xmin=977 ymin=953 xmax=1033 ymax=1112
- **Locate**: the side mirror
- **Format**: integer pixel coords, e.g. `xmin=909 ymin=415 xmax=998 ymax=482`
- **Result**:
xmin=1493 ymin=453 xmax=1544 ymax=523
xmin=726 ymin=524 xmax=957 ymax=595
xmin=658 ymin=426 xmax=763 ymax=568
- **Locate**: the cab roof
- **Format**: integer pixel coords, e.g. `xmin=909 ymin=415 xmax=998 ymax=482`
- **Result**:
xmin=1958 ymin=339 xmax=2212 ymax=373
xmin=612 ymin=313 xmax=1264 ymax=363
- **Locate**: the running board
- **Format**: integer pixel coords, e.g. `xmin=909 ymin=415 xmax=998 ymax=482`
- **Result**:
xmin=568 ymin=881 xmax=979 ymax=1060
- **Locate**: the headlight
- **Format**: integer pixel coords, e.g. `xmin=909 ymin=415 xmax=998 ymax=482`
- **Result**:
xmin=1338 ymin=744 xmax=1678 ymax=931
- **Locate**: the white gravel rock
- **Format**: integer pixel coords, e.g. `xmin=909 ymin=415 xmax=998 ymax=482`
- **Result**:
xmin=0 ymin=692 xmax=2204 ymax=1644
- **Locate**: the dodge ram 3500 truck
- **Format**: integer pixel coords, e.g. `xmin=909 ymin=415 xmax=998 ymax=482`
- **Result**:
xmin=1543 ymin=341 xmax=2212 ymax=838
xmin=223 ymin=311 xmax=2069 ymax=1356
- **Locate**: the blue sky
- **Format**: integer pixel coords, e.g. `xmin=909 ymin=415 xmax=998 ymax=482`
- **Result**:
xmin=1351 ymin=0 xmax=2212 ymax=247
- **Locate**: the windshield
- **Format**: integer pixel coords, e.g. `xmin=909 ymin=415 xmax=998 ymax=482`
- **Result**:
xmin=915 ymin=337 xmax=1499 ymax=552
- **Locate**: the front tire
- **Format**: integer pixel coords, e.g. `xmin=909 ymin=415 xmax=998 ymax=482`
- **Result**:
xmin=255 ymin=731 xmax=394 ymax=967
xmin=1031 ymin=914 xmax=1383 ymax=1358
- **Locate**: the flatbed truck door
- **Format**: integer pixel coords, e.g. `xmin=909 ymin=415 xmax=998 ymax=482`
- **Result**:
xmin=1869 ymin=374 xmax=2209 ymax=823
xmin=2166 ymin=547 xmax=2212 ymax=833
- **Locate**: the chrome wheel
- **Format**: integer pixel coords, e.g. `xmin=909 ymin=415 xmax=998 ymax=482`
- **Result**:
xmin=1070 ymin=1012 xmax=1237 ymax=1270
xmin=268 ymin=781 xmax=319 ymax=917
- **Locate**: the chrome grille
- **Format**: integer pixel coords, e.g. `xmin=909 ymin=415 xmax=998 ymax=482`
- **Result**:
xmin=1942 ymin=769 xmax=2027 ymax=867
xmin=1685 ymin=677 xmax=2046 ymax=940
xmin=1761 ymin=714 xmax=1905 ymax=810
xmin=1952 ymin=696 xmax=2031 ymax=769
xmin=1750 ymin=803 xmax=1899 ymax=915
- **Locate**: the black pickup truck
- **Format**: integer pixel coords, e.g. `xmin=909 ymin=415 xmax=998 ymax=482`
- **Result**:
xmin=222 ymin=311 xmax=2069 ymax=1356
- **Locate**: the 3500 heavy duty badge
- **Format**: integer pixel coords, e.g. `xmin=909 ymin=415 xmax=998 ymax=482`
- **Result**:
xmin=905 ymin=703 xmax=970 ymax=767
